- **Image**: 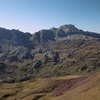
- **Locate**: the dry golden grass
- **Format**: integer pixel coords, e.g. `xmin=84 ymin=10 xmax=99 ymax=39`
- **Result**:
xmin=52 ymin=73 xmax=100 ymax=100
xmin=0 ymin=73 xmax=100 ymax=100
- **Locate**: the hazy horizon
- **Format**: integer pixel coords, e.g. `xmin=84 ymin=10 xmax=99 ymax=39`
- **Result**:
xmin=0 ymin=0 xmax=100 ymax=33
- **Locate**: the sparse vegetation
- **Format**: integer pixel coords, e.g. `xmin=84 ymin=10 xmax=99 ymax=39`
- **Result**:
xmin=0 ymin=73 xmax=100 ymax=100
xmin=0 ymin=25 xmax=100 ymax=99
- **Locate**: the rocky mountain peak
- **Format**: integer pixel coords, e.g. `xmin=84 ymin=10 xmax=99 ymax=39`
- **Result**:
xmin=30 ymin=24 xmax=100 ymax=44
xmin=0 ymin=25 xmax=100 ymax=83
xmin=59 ymin=24 xmax=79 ymax=33
xmin=60 ymin=24 xmax=76 ymax=29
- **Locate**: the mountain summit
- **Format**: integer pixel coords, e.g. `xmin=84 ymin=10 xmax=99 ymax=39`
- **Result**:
xmin=30 ymin=24 xmax=100 ymax=44
xmin=0 ymin=25 xmax=100 ymax=83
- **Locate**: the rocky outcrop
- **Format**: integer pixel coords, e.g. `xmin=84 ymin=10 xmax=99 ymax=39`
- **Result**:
xmin=0 ymin=28 xmax=33 ymax=48
xmin=0 ymin=25 xmax=100 ymax=83
xmin=30 ymin=24 xmax=100 ymax=44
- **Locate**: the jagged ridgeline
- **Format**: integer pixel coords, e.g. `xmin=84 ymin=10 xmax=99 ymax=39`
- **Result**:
xmin=0 ymin=24 xmax=100 ymax=83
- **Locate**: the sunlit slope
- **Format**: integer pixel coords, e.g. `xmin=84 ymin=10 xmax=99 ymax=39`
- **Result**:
xmin=53 ymin=73 xmax=100 ymax=100
xmin=0 ymin=73 xmax=100 ymax=100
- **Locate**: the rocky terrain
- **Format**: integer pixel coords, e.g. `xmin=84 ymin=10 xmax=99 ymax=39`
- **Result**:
xmin=0 ymin=24 xmax=100 ymax=82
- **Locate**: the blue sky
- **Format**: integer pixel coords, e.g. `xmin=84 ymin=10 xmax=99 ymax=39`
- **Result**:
xmin=0 ymin=0 xmax=100 ymax=33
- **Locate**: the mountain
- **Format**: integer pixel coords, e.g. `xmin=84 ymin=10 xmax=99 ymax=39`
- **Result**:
xmin=30 ymin=24 xmax=100 ymax=44
xmin=0 ymin=25 xmax=100 ymax=83
xmin=0 ymin=27 xmax=33 ymax=47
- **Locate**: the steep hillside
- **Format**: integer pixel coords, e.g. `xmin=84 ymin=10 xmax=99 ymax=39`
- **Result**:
xmin=0 ymin=73 xmax=100 ymax=100
xmin=0 ymin=25 xmax=100 ymax=82
xmin=53 ymin=73 xmax=100 ymax=100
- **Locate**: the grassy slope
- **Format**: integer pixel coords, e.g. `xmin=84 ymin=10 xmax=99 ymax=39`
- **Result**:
xmin=0 ymin=73 xmax=100 ymax=100
xmin=53 ymin=73 xmax=100 ymax=100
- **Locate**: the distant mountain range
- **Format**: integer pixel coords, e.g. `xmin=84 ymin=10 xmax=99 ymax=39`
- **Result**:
xmin=0 ymin=24 xmax=100 ymax=83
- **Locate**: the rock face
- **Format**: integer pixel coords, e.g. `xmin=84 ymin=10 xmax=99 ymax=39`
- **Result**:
xmin=0 ymin=28 xmax=33 ymax=47
xmin=30 ymin=24 xmax=100 ymax=44
xmin=30 ymin=30 xmax=55 ymax=43
xmin=0 ymin=25 xmax=100 ymax=82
